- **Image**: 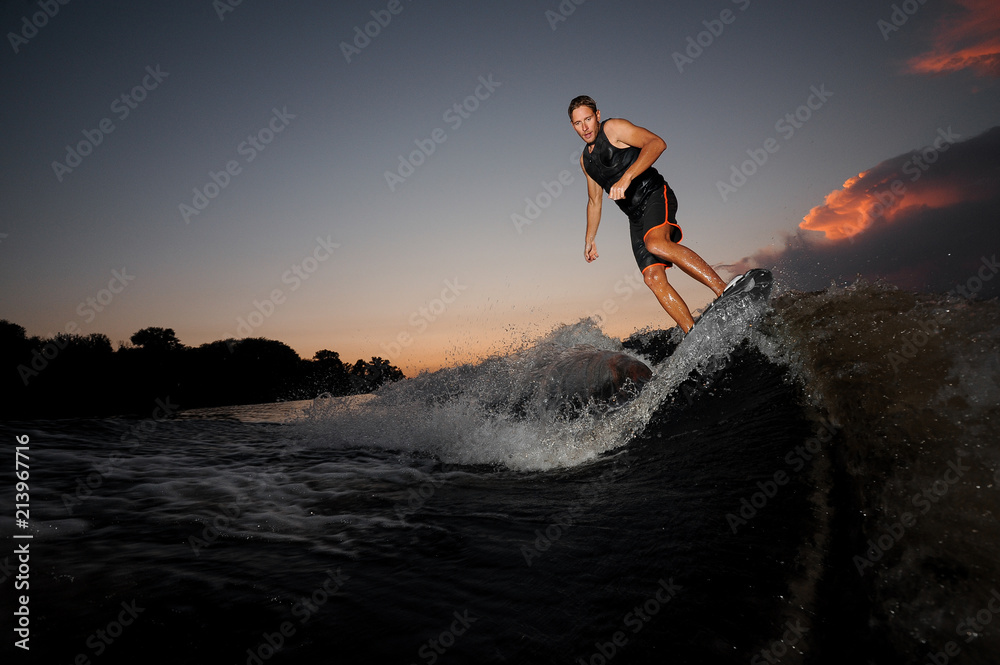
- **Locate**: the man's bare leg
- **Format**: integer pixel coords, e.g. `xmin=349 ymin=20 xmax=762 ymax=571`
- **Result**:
xmin=642 ymin=264 xmax=696 ymax=333
xmin=644 ymin=226 xmax=726 ymax=298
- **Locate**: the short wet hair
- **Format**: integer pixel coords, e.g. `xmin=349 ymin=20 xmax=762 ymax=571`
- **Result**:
xmin=568 ymin=95 xmax=597 ymax=119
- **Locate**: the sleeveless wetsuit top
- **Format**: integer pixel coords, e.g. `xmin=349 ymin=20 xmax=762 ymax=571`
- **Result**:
xmin=581 ymin=119 xmax=666 ymax=218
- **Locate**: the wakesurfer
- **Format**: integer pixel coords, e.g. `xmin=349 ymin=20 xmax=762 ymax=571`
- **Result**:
xmin=569 ymin=95 xmax=735 ymax=333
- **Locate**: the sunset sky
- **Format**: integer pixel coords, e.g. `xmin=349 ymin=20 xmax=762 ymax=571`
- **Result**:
xmin=2 ymin=0 xmax=998 ymax=376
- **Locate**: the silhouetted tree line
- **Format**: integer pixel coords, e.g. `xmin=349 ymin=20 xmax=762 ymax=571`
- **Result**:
xmin=1 ymin=321 xmax=404 ymax=418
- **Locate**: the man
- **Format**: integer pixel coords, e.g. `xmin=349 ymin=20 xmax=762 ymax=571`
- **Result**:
xmin=569 ymin=95 xmax=730 ymax=333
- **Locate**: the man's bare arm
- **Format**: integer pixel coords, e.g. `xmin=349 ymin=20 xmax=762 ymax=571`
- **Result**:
xmin=582 ymin=154 xmax=603 ymax=262
xmin=604 ymin=118 xmax=666 ymax=200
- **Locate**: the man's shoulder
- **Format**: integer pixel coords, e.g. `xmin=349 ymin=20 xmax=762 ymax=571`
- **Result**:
xmin=602 ymin=117 xmax=625 ymax=132
xmin=601 ymin=118 xmax=634 ymax=146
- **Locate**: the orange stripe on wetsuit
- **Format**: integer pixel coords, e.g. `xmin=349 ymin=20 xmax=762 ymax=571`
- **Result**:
xmin=639 ymin=184 xmax=683 ymax=274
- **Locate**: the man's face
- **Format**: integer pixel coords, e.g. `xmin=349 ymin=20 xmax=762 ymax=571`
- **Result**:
xmin=570 ymin=106 xmax=601 ymax=144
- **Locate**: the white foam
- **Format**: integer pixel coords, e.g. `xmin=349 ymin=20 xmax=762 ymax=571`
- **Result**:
xmin=294 ymin=310 xmax=772 ymax=472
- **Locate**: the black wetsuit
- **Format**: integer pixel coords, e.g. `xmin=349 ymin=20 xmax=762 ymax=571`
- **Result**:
xmin=582 ymin=119 xmax=682 ymax=272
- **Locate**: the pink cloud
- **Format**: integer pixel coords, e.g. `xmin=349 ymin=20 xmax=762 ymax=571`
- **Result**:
xmin=907 ymin=0 xmax=1000 ymax=77
xmin=722 ymin=127 xmax=1000 ymax=294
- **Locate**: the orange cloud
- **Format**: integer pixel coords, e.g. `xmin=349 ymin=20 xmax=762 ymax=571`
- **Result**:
xmin=800 ymin=170 xmax=886 ymax=240
xmin=907 ymin=0 xmax=1000 ymax=77
xmin=799 ymin=126 xmax=994 ymax=241
xmin=719 ymin=127 xmax=1000 ymax=295
xmin=800 ymin=172 xmax=966 ymax=241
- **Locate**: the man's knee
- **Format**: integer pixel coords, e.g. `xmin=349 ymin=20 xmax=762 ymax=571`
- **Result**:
xmin=643 ymin=266 xmax=667 ymax=289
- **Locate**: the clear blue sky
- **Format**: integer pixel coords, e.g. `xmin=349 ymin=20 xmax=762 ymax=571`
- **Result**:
xmin=2 ymin=0 xmax=998 ymax=374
